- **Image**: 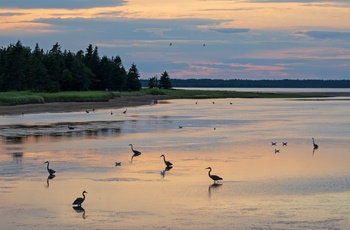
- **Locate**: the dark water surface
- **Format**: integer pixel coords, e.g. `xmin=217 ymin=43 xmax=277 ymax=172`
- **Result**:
xmin=1 ymin=98 xmax=350 ymax=229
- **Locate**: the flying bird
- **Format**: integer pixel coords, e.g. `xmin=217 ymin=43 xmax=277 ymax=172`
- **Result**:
xmin=205 ymin=167 xmax=223 ymax=184
xmin=115 ymin=162 xmax=121 ymax=166
xmin=68 ymin=125 xmax=75 ymax=130
xmin=312 ymin=138 xmax=318 ymax=149
xmin=72 ymin=191 xmax=87 ymax=207
xmin=282 ymin=142 xmax=288 ymax=146
xmin=129 ymin=144 xmax=141 ymax=161
xmin=271 ymin=142 xmax=277 ymax=146
xmin=123 ymin=108 xmax=127 ymax=114
xmin=275 ymin=149 xmax=280 ymax=154
xmin=160 ymin=154 xmax=173 ymax=167
xmin=44 ymin=161 xmax=56 ymax=175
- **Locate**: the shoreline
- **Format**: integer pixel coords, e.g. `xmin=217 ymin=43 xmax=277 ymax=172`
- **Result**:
xmin=0 ymin=95 xmax=173 ymax=116
xmin=1 ymin=92 xmax=350 ymax=116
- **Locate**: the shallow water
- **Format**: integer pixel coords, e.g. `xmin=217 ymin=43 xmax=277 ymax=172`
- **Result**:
xmin=1 ymin=98 xmax=350 ymax=229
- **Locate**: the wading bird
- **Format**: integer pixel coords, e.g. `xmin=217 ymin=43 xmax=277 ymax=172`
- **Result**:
xmin=160 ymin=154 xmax=173 ymax=167
xmin=44 ymin=161 xmax=56 ymax=175
xmin=72 ymin=191 xmax=87 ymax=207
xmin=205 ymin=167 xmax=223 ymax=184
xmin=129 ymin=144 xmax=141 ymax=161
xmin=312 ymin=138 xmax=318 ymax=149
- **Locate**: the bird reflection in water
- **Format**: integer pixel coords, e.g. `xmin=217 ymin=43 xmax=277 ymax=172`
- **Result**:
xmin=160 ymin=166 xmax=173 ymax=177
xmin=46 ymin=174 xmax=55 ymax=188
xmin=73 ymin=206 xmax=86 ymax=219
xmin=208 ymin=183 xmax=223 ymax=198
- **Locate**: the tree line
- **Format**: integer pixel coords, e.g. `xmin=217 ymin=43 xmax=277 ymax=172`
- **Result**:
xmin=141 ymin=79 xmax=350 ymax=88
xmin=0 ymin=41 xmax=144 ymax=92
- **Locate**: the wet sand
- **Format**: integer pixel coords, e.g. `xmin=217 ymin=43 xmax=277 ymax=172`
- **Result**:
xmin=1 ymin=91 xmax=350 ymax=116
xmin=0 ymin=95 xmax=172 ymax=116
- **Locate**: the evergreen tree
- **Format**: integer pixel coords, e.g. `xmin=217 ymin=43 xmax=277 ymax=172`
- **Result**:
xmin=148 ymin=76 xmax=158 ymax=88
xmin=126 ymin=63 xmax=141 ymax=91
xmin=159 ymin=71 xmax=172 ymax=89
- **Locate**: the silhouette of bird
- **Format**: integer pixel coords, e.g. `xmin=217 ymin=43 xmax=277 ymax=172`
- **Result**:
xmin=205 ymin=167 xmax=223 ymax=184
xmin=129 ymin=144 xmax=141 ymax=161
xmin=68 ymin=125 xmax=75 ymax=130
xmin=178 ymin=125 xmax=183 ymax=129
xmin=169 ymin=42 xmax=172 ymax=46
xmin=111 ymin=110 xmax=113 ymax=115
xmin=203 ymin=44 xmax=206 ymax=47
xmin=212 ymin=101 xmax=215 ymax=104
xmin=271 ymin=142 xmax=277 ymax=146
xmin=72 ymin=191 xmax=87 ymax=207
xmin=230 ymin=102 xmax=232 ymax=105
xmin=160 ymin=154 xmax=173 ymax=167
xmin=312 ymin=138 xmax=318 ymax=149
xmin=123 ymin=108 xmax=127 ymax=114
xmin=282 ymin=142 xmax=288 ymax=146
xmin=275 ymin=149 xmax=280 ymax=154
xmin=115 ymin=162 xmax=121 ymax=166
xmin=85 ymin=110 xmax=89 ymax=113
xmin=44 ymin=161 xmax=56 ymax=175
xmin=195 ymin=101 xmax=198 ymax=104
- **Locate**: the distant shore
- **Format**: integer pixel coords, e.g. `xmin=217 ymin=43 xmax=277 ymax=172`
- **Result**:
xmin=1 ymin=91 xmax=350 ymax=116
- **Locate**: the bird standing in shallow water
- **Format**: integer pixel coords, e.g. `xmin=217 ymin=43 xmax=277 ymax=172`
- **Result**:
xmin=44 ymin=161 xmax=56 ymax=175
xmin=160 ymin=154 xmax=173 ymax=167
xmin=129 ymin=144 xmax=141 ymax=161
xmin=205 ymin=167 xmax=223 ymax=184
xmin=72 ymin=191 xmax=87 ymax=207
xmin=312 ymin=138 xmax=318 ymax=149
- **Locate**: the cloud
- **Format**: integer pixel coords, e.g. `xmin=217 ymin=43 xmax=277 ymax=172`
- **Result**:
xmin=295 ymin=31 xmax=350 ymax=40
xmin=0 ymin=0 xmax=126 ymax=9
xmin=209 ymin=28 xmax=250 ymax=34
xmin=0 ymin=12 xmax=27 ymax=16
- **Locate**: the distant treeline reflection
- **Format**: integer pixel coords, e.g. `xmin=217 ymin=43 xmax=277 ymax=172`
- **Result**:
xmin=141 ymin=79 xmax=350 ymax=88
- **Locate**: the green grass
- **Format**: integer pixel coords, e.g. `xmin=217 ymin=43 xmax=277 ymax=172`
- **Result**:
xmin=0 ymin=89 xmax=320 ymax=106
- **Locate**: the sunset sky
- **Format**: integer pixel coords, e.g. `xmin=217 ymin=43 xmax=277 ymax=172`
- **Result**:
xmin=1 ymin=0 xmax=350 ymax=80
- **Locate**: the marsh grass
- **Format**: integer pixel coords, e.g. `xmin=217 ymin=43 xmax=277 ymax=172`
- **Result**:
xmin=0 ymin=89 xmax=318 ymax=106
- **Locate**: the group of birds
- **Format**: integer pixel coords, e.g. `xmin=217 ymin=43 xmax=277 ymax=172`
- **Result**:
xmin=124 ymin=143 xmax=222 ymax=183
xmin=44 ymin=161 xmax=87 ymax=207
xmin=44 ymin=139 xmax=321 ymax=209
xmin=272 ymin=138 xmax=319 ymax=154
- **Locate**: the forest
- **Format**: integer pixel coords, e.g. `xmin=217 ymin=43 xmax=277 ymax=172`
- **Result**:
xmin=0 ymin=41 xmax=141 ymax=92
xmin=141 ymin=78 xmax=350 ymax=88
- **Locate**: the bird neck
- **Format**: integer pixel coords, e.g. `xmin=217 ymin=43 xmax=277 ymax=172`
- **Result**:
xmin=208 ymin=168 xmax=212 ymax=176
xmin=162 ymin=156 xmax=166 ymax=162
xmin=46 ymin=163 xmax=49 ymax=170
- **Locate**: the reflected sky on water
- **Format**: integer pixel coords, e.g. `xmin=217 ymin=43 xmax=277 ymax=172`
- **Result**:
xmin=1 ymin=98 xmax=350 ymax=229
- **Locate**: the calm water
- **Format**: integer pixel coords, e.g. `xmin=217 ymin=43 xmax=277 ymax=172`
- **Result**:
xmin=1 ymin=97 xmax=350 ymax=229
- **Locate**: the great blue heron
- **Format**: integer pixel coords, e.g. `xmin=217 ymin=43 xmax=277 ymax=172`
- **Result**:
xmin=205 ymin=167 xmax=223 ymax=184
xmin=312 ymin=138 xmax=318 ymax=149
xmin=160 ymin=154 xmax=173 ymax=167
xmin=44 ymin=161 xmax=56 ymax=175
xmin=72 ymin=191 xmax=87 ymax=207
xmin=129 ymin=144 xmax=141 ymax=161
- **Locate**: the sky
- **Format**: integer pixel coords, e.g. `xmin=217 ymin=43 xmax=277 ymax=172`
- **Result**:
xmin=0 ymin=0 xmax=350 ymax=80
